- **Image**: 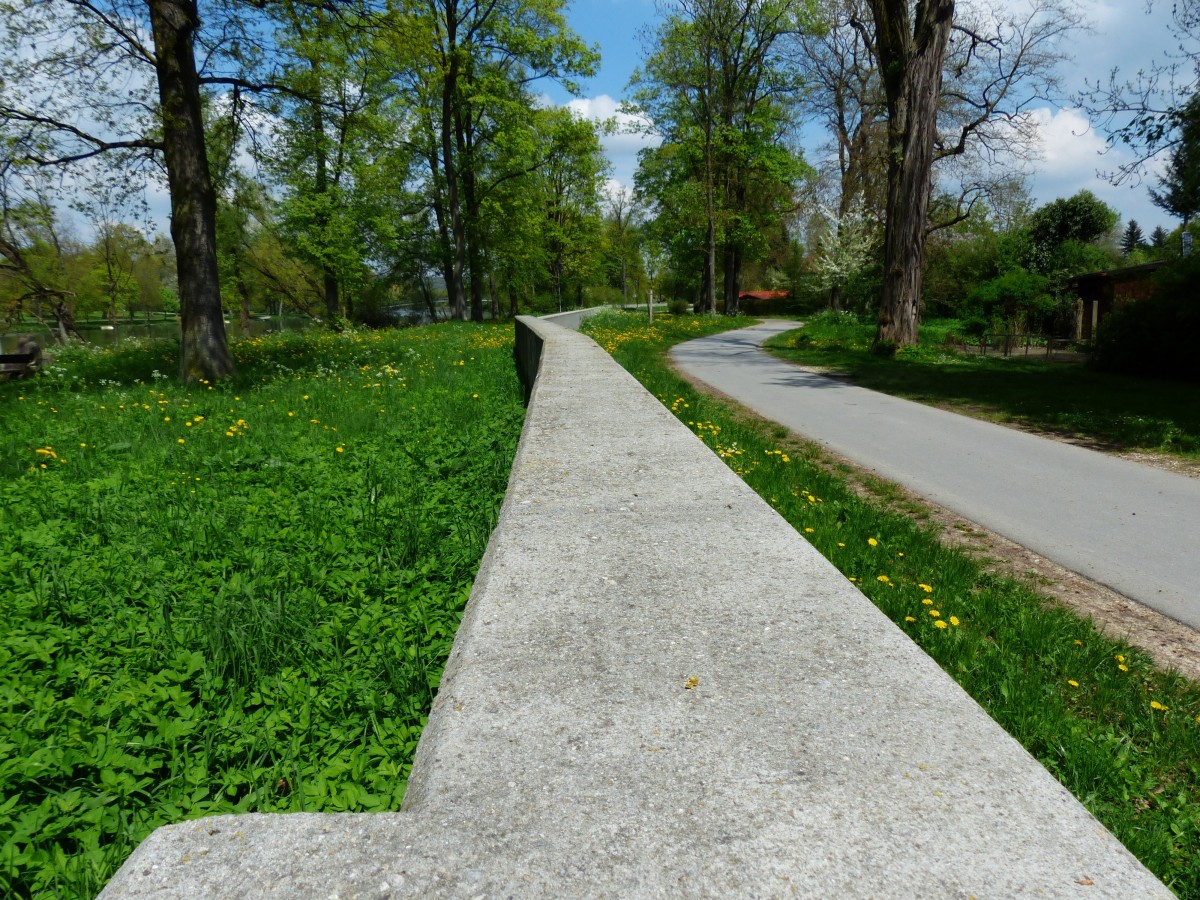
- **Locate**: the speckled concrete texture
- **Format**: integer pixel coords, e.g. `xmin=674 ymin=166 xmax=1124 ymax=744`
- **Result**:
xmin=100 ymin=316 xmax=1169 ymax=898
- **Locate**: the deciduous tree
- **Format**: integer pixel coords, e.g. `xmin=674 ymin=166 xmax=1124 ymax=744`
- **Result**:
xmin=863 ymin=0 xmax=1080 ymax=346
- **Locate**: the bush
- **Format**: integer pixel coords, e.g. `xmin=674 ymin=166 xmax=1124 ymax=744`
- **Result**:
xmin=963 ymin=267 xmax=1053 ymax=333
xmin=667 ymin=299 xmax=689 ymax=316
xmin=1092 ymin=256 xmax=1200 ymax=382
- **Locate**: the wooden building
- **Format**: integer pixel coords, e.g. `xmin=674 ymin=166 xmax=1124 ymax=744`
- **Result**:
xmin=1067 ymin=260 xmax=1167 ymax=340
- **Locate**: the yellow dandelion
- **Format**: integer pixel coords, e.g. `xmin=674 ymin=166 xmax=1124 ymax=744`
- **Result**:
xmin=177 ymin=439 xmax=185 ymax=444
xmin=804 ymin=527 xmax=814 ymax=533
xmin=949 ymin=616 xmax=960 ymax=626
xmin=935 ymin=620 xmax=948 ymax=629
xmin=905 ymin=616 xmax=916 ymax=623
xmin=1115 ymin=655 xmax=1125 ymax=663
xmin=1068 ymin=680 xmax=1079 ymax=688
xmin=919 ymin=584 xmax=933 ymax=593
xmin=868 ymin=537 xmax=878 ymax=546
xmin=1074 ymin=640 xmax=1083 ymax=646
xmin=336 ymin=447 xmax=344 ymax=453
xmin=928 ymin=609 xmax=940 ymax=617
xmin=922 ymin=598 xmax=933 ymax=606
xmin=877 ymin=575 xmax=890 ymax=583
xmin=1151 ymin=700 xmax=1169 ymax=712
xmin=1118 ymin=664 xmax=1129 ymax=672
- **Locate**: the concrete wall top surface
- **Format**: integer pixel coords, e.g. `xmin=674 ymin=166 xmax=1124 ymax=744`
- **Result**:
xmin=101 ymin=315 xmax=1168 ymax=898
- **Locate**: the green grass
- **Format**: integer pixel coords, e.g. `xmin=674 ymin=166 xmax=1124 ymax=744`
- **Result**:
xmin=0 ymin=323 xmax=524 ymax=897
xmin=761 ymin=311 xmax=1200 ymax=459
xmin=583 ymin=310 xmax=1200 ymax=896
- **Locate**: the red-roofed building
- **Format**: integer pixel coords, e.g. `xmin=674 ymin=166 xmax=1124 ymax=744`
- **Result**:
xmin=738 ymin=290 xmax=790 ymax=302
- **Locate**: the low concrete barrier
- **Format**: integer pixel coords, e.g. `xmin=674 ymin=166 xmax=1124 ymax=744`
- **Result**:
xmin=102 ymin=315 xmax=1168 ymax=898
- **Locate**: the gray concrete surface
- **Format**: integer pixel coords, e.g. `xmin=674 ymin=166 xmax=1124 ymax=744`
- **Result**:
xmin=100 ymin=317 xmax=1169 ymax=898
xmin=672 ymin=320 xmax=1200 ymax=631
xmin=536 ymin=305 xmax=611 ymax=331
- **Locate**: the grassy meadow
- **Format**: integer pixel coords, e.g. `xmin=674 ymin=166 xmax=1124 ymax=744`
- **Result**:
xmin=583 ymin=310 xmax=1200 ymax=895
xmin=763 ymin=311 xmax=1200 ymax=459
xmin=0 ymin=324 xmax=524 ymax=897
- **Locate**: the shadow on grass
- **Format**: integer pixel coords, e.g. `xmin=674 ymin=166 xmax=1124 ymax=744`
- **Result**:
xmin=765 ymin=324 xmax=1200 ymax=457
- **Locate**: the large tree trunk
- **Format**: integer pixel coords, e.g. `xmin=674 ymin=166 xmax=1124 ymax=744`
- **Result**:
xmin=148 ymin=0 xmax=233 ymax=382
xmin=870 ymin=0 xmax=955 ymax=348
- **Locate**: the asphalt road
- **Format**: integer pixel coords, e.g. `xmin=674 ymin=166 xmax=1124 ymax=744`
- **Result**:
xmin=671 ymin=319 xmax=1200 ymax=631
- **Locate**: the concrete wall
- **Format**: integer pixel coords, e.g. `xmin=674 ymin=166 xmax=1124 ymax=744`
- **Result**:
xmin=101 ymin=316 xmax=1168 ymax=898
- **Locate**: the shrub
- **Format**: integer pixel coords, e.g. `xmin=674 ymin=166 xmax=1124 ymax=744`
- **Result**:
xmin=667 ymin=299 xmax=689 ymax=316
xmin=961 ymin=267 xmax=1058 ymax=334
xmin=1092 ymin=256 xmax=1200 ymax=382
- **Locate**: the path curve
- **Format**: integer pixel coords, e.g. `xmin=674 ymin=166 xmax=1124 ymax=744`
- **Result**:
xmin=671 ymin=320 xmax=1200 ymax=631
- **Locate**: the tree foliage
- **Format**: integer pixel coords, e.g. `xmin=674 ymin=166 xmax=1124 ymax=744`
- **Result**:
xmin=629 ymin=0 xmax=812 ymax=314
xmin=1149 ymin=94 xmax=1200 ymax=225
xmin=1121 ymin=220 xmax=1147 ymax=256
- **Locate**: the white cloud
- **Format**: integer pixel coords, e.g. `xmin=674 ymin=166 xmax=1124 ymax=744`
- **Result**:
xmin=1025 ymin=106 xmax=1172 ymax=228
xmin=1028 ymin=107 xmax=1110 ymax=177
xmin=556 ymin=93 xmax=660 ymax=192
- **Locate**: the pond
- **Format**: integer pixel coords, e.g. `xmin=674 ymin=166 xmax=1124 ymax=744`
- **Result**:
xmin=0 ymin=315 xmax=314 ymax=355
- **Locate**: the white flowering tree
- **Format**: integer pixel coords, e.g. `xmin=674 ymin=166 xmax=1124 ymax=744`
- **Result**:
xmin=814 ymin=201 xmax=878 ymax=311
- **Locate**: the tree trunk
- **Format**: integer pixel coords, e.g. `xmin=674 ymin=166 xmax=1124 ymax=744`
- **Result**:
xmin=148 ymin=0 xmax=232 ymax=381
xmin=427 ymin=149 xmax=455 ymax=322
xmin=829 ymin=284 xmax=842 ymax=311
xmin=722 ymin=244 xmax=742 ymax=315
xmin=701 ymin=219 xmax=717 ymax=314
xmin=323 ymin=269 xmax=340 ymax=322
xmin=870 ymin=0 xmax=955 ymax=348
xmin=468 ymin=238 xmax=484 ymax=321
xmin=455 ymin=99 xmax=485 ymax=323
xmin=307 ymin=61 xmax=342 ymax=325
xmin=440 ymin=43 xmax=467 ymax=320
xmin=703 ymin=206 xmax=717 ymax=315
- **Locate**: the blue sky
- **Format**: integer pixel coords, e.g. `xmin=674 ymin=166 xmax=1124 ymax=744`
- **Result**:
xmin=549 ymin=0 xmax=1185 ymax=233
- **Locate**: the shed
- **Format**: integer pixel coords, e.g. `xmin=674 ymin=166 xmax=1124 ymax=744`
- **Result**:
xmin=1067 ymin=260 xmax=1167 ymax=340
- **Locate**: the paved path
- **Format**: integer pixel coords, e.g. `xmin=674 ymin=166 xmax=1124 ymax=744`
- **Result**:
xmin=671 ymin=320 xmax=1200 ymax=631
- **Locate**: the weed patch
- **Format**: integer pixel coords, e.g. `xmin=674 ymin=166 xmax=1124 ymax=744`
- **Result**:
xmin=0 ymin=323 xmax=523 ymax=897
